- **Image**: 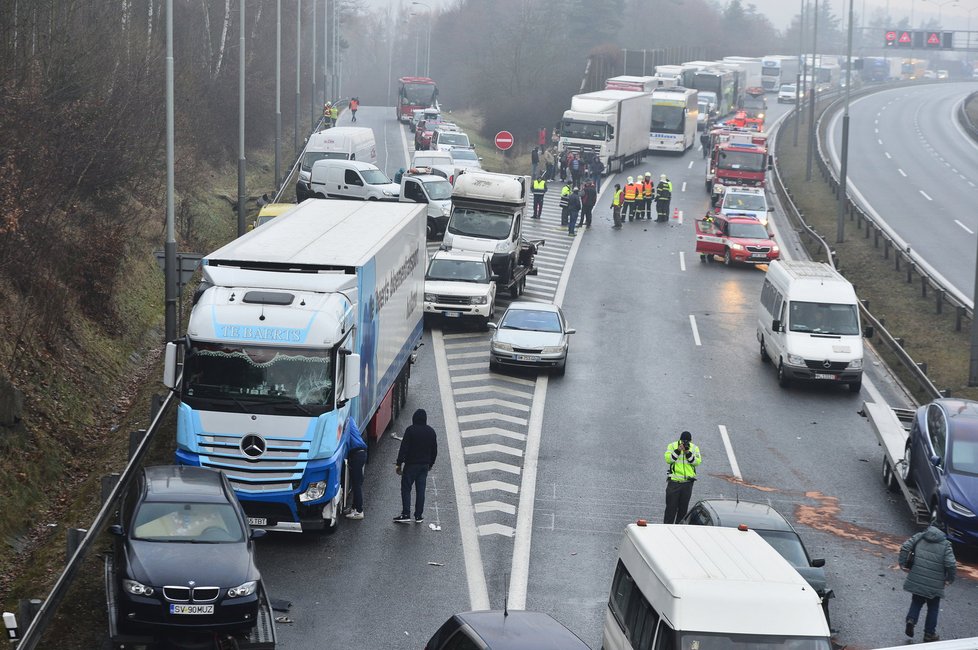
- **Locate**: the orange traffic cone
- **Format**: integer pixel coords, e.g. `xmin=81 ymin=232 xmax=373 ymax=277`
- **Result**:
xmin=672 ymin=208 xmax=680 ymax=220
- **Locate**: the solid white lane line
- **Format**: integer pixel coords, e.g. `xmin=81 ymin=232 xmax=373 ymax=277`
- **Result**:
xmin=717 ymin=425 xmax=742 ymax=480
xmin=432 ymin=330 xmax=490 ymax=610
xmin=679 ymin=251 xmax=686 ymax=272
xmin=955 ymin=220 xmax=975 ymax=235
xmin=920 ymin=190 xmax=932 ymax=201
xmin=898 ymin=169 xmax=907 ymax=177
xmin=689 ymin=315 xmax=702 ymax=346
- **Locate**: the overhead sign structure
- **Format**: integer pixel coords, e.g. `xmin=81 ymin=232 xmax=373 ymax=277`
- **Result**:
xmin=885 ymin=28 xmax=955 ymax=49
xmin=494 ymin=130 xmax=514 ymax=151
xmin=898 ymin=31 xmax=913 ymax=47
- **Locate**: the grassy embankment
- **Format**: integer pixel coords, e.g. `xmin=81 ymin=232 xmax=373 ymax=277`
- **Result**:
xmin=776 ymin=94 xmax=978 ymax=403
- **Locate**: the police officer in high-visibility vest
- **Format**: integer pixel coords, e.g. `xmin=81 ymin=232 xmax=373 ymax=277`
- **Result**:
xmin=655 ymin=174 xmax=673 ymax=222
xmin=663 ymin=431 xmax=702 ymax=524
xmin=642 ymin=172 xmax=655 ymax=220
xmin=559 ymin=182 xmax=572 ymax=227
xmin=611 ymin=183 xmax=623 ymax=229
xmin=531 ymin=175 xmax=547 ymax=219
xmin=623 ymin=176 xmax=637 ymax=222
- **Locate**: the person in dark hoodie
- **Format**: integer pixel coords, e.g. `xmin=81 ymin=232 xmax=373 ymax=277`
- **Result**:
xmin=394 ymin=409 xmax=438 ymax=524
xmin=899 ymin=524 xmax=956 ymax=641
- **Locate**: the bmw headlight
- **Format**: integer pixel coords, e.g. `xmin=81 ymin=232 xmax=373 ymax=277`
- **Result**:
xmin=946 ymin=498 xmax=976 ymax=517
xmin=786 ymin=354 xmax=805 ymax=366
xmin=227 ymin=581 xmax=258 ymax=598
xmin=123 ymin=579 xmax=155 ymax=597
xmin=542 ymin=345 xmax=565 ymax=354
xmin=299 ymin=480 xmax=327 ymax=503
xmin=424 ymin=293 xmax=437 ymax=302
xmin=469 ymin=295 xmax=488 ymax=305
xmin=848 ymin=358 xmax=863 ymax=369
xmin=492 ymin=342 xmax=514 ymax=353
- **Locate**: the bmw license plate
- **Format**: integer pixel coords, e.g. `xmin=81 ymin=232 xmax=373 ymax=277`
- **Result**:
xmin=444 ymin=311 xmax=461 ymax=318
xmin=814 ymin=373 xmax=836 ymax=380
xmin=171 ymin=604 xmax=214 ymax=615
xmin=247 ymin=517 xmax=267 ymax=527
xmin=516 ymin=354 xmax=538 ymax=362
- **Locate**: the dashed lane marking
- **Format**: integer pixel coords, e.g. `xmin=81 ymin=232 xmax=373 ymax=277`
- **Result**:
xmin=955 ymin=220 xmax=974 ymax=235
xmin=717 ymin=425 xmax=742 ymax=480
xmin=898 ymin=169 xmax=907 ymax=177
xmin=679 ymin=251 xmax=686 ymax=272
xmin=920 ymin=190 xmax=932 ymax=201
xmin=689 ymin=314 xmax=702 ymax=346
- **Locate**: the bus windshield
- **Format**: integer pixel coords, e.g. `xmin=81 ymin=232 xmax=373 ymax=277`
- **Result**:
xmin=182 ymin=342 xmax=334 ymax=416
xmin=448 ymin=207 xmax=514 ymax=240
xmin=679 ymin=632 xmax=831 ymax=650
xmin=651 ymin=104 xmax=685 ymax=133
xmin=718 ymin=150 xmax=766 ymax=172
xmin=401 ymin=82 xmax=437 ymax=106
xmin=561 ymin=119 xmax=607 ymax=140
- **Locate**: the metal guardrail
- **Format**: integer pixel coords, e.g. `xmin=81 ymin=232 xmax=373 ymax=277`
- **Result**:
xmin=769 ymin=83 xmax=944 ymax=401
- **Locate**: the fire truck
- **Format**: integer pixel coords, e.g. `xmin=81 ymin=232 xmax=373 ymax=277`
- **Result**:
xmin=705 ymin=129 xmax=771 ymax=205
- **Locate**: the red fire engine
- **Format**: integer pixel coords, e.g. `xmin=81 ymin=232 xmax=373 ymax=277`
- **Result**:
xmin=705 ymin=129 xmax=771 ymax=205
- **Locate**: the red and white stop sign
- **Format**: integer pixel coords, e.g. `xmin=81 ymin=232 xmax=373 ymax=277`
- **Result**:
xmin=494 ymin=130 xmax=514 ymax=151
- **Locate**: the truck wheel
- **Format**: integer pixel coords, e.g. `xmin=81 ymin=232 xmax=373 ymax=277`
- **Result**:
xmin=777 ymin=360 xmax=791 ymax=388
xmin=759 ymin=337 xmax=770 ymax=363
xmin=881 ymin=457 xmax=898 ymax=492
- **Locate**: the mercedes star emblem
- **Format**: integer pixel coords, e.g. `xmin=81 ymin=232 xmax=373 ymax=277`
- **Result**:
xmin=822 ymin=360 xmax=832 ymax=369
xmin=240 ymin=433 xmax=267 ymax=459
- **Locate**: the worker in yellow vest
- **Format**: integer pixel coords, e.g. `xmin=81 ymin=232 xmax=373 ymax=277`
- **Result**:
xmin=642 ymin=172 xmax=655 ymax=220
xmin=611 ymin=183 xmax=624 ymax=229
xmin=623 ymin=176 xmax=637 ymax=222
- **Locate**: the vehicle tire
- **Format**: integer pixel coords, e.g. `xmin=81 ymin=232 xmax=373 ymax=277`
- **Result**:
xmin=848 ymin=379 xmax=862 ymax=393
xmin=489 ymin=358 xmax=500 ymax=373
xmin=555 ymin=357 xmax=566 ymax=377
xmin=777 ymin=360 xmax=790 ymax=388
xmin=724 ymin=249 xmax=733 ymax=266
xmin=882 ymin=457 xmax=898 ymax=492
xmin=759 ymin=337 xmax=770 ymax=362
xmin=510 ymin=279 xmax=520 ymax=299
xmin=900 ymin=441 xmax=915 ymax=487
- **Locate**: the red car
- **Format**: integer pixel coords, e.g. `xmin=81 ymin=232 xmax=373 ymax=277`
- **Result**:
xmin=695 ymin=214 xmax=780 ymax=265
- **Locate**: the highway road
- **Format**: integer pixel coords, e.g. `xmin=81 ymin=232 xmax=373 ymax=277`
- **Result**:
xmin=827 ymin=81 xmax=978 ymax=301
xmin=222 ymin=103 xmax=978 ymax=649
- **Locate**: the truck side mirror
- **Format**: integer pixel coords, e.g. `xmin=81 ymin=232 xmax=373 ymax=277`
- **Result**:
xmin=163 ymin=342 xmax=178 ymax=389
xmin=343 ymin=353 xmax=361 ymax=401
xmin=811 ymin=558 xmax=825 ymax=568
xmin=767 ymin=155 xmax=774 ymax=170
xmin=607 ymin=126 xmax=614 ymax=140
xmin=771 ymin=319 xmax=781 ymax=332
xmin=863 ymin=325 xmax=875 ymax=338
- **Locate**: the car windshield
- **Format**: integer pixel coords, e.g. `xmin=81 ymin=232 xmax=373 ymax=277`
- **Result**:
xmin=440 ymin=133 xmax=469 ymax=146
xmin=363 ymin=169 xmax=392 ymax=185
xmin=132 ymin=502 xmax=245 ymax=543
xmin=301 ymin=151 xmax=349 ymax=172
xmin=448 ymin=207 xmax=514 ymax=239
xmin=453 ymin=149 xmax=478 ymax=161
xmin=727 ymin=221 xmax=769 ymax=239
xmin=724 ymin=194 xmax=767 ymax=211
xmin=781 ymin=85 xmax=796 ymax=93
xmin=950 ymin=438 xmax=978 ymax=476
xmin=423 ymin=179 xmax=453 ymax=200
xmin=426 ymin=259 xmax=488 ymax=283
xmin=755 ymin=529 xmax=810 ymax=567
xmin=679 ymin=632 xmax=830 ymax=650
xmin=183 ymin=342 xmax=334 ymax=415
xmin=501 ymin=309 xmax=562 ymax=333
xmin=718 ymin=150 xmax=766 ymax=172
xmin=788 ymin=301 xmax=860 ymax=335
xmin=561 ymin=119 xmax=607 ymax=140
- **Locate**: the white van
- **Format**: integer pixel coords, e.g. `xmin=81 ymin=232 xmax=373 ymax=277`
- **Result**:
xmin=604 ymin=523 xmax=831 ymax=650
xmin=296 ymin=127 xmax=377 ymax=201
xmin=309 ymin=159 xmax=400 ymax=201
xmin=757 ymin=260 xmax=872 ymax=393
xmin=431 ymin=128 xmax=472 ymax=152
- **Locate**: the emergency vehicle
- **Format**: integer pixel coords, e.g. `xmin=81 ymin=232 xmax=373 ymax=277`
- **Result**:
xmin=695 ymin=213 xmax=780 ymax=266
xmin=705 ymin=129 xmax=770 ymax=205
xmin=719 ymin=185 xmax=773 ymax=226
xmin=742 ymin=86 xmax=767 ymax=119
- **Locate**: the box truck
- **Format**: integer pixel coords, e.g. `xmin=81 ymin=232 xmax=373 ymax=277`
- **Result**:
xmin=558 ymin=90 xmax=652 ymax=174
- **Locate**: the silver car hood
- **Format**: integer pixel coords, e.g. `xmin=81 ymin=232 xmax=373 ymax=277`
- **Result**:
xmin=494 ymin=329 xmax=564 ymax=348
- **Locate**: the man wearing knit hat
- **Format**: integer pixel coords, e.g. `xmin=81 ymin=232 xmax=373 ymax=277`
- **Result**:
xmin=663 ymin=431 xmax=702 ymax=524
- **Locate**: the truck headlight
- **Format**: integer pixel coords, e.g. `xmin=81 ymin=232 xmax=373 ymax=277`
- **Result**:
xmin=848 ymin=358 xmax=863 ymax=369
xmin=123 ymin=579 xmax=155 ymax=597
xmin=786 ymin=354 xmax=805 ymax=366
xmin=492 ymin=342 xmax=514 ymax=353
xmin=469 ymin=295 xmax=488 ymax=305
xmin=494 ymin=241 xmax=510 ymax=253
xmin=227 ymin=581 xmax=258 ymax=598
xmin=946 ymin=498 xmax=975 ymax=517
xmin=299 ymin=480 xmax=327 ymax=503
xmin=424 ymin=293 xmax=437 ymax=302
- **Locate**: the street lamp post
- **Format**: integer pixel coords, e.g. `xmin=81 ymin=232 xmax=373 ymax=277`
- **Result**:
xmin=794 ymin=0 xmax=806 ymax=147
xmin=412 ymin=1 xmax=431 ymax=78
xmin=837 ymin=0 xmax=855 ymax=243
xmin=805 ymin=0 xmax=819 ymax=182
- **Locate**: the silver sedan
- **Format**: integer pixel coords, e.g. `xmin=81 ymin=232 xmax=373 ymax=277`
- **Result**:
xmin=488 ymin=302 xmax=575 ymax=376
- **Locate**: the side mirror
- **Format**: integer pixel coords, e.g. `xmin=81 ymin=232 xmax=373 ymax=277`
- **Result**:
xmin=930 ymin=455 xmax=942 ymax=468
xmin=109 ymin=524 xmax=125 ymax=537
xmin=250 ymin=528 xmax=268 ymax=540
xmin=163 ymin=342 xmax=178 ymax=389
xmin=565 ymin=328 xmax=577 ymax=335
xmin=767 ymin=155 xmax=774 ymax=170
xmin=863 ymin=325 xmax=875 ymax=338
xmin=343 ymin=353 xmax=361 ymax=401
xmin=490 ymin=274 xmax=501 ymax=282
xmin=487 ymin=322 xmax=498 ymax=330
xmin=810 ymin=558 xmax=826 ymax=568
xmin=771 ymin=319 xmax=781 ymax=332
xmin=607 ymin=126 xmax=615 ymax=140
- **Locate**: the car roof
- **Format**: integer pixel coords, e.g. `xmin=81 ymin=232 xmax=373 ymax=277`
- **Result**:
xmin=505 ymin=301 xmax=559 ymax=313
xmin=432 ymin=249 xmax=489 ymax=262
xmin=935 ymin=399 xmax=978 ymax=441
xmin=142 ymin=465 xmax=230 ymax=503
xmin=696 ymin=499 xmax=795 ymax=532
xmin=453 ymin=611 xmax=590 ymax=650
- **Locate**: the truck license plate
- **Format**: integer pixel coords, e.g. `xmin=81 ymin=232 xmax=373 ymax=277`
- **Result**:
xmin=444 ymin=311 xmax=461 ymax=318
xmin=516 ymin=354 xmax=538 ymax=362
xmin=247 ymin=517 xmax=267 ymax=527
xmin=171 ymin=604 xmax=214 ymax=615
xmin=814 ymin=373 xmax=836 ymax=380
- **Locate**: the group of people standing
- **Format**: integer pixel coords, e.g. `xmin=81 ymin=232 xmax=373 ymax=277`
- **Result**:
xmin=609 ymin=174 xmax=672 ymax=229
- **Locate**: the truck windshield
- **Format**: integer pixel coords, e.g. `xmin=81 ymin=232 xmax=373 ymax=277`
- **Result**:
xmin=718 ymin=150 xmax=766 ymax=172
xmin=362 ymin=169 xmax=393 ymax=185
xmin=678 ymin=632 xmax=831 ymax=650
xmin=448 ymin=208 xmax=514 ymax=240
xmin=561 ymin=119 xmax=607 ymax=140
xmin=426 ymin=259 xmax=488 ymax=283
xmin=650 ymin=104 xmax=685 ymax=133
xmin=182 ymin=342 xmax=334 ymax=415
xmin=301 ymin=151 xmax=349 ymax=172
xmin=788 ymin=301 xmax=860 ymax=336
xmin=423 ymin=179 xmax=453 ymax=200
xmin=439 ymin=133 xmax=469 ymax=147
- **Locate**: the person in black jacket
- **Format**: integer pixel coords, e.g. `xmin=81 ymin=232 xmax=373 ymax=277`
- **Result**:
xmin=394 ymin=409 xmax=438 ymax=524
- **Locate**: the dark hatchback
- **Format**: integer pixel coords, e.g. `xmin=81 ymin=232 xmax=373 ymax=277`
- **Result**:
xmin=681 ymin=499 xmax=834 ymax=623
xmin=111 ymin=465 xmax=265 ymax=632
xmin=425 ymin=610 xmax=591 ymax=650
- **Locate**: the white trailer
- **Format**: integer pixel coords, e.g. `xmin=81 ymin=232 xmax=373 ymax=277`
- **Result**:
xmin=649 ymin=87 xmax=698 ymax=152
xmin=558 ymin=90 xmax=652 ymax=173
xmin=723 ymin=56 xmax=763 ymax=88
xmin=761 ymin=55 xmax=800 ymax=92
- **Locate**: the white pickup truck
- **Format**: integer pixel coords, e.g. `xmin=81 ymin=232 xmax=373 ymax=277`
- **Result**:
xmin=423 ymin=249 xmax=496 ymax=327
